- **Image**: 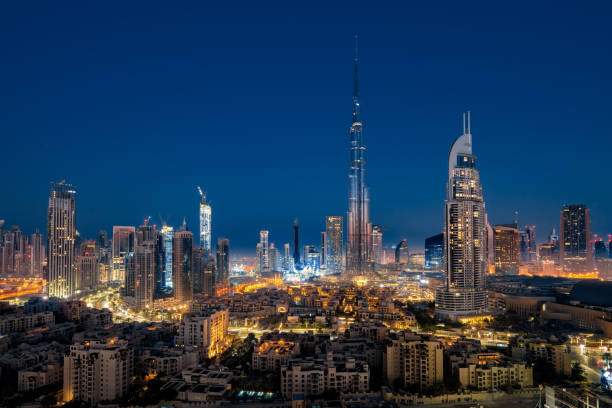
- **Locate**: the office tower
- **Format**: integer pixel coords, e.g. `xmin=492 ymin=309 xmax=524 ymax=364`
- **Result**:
xmin=152 ymin=229 xmax=165 ymax=298
xmin=76 ymin=240 xmax=98 ymax=290
xmin=435 ymin=113 xmax=488 ymax=320
xmin=594 ymin=239 xmax=607 ymax=260
xmin=176 ymin=308 xmax=229 ymax=358
xmin=255 ymin=243 xmax=262 ymax=274
xmin=47 ymin=182 xmax=77 ymax=298
xmin=519 ymin=225 xmax=536 ymax=263
xmin=372 ymin=225 xmax=384 ymax=265
xmin=197 ymin=187 xmax=212 ymax=252
xmin=282 ymin=243 xmax=292 ymax=272
xmin=269 ymin=243 xmax=281 ymax=273
xmin=425 ymin=233 xmax=444 ymax=270
xmin=137 ymin=221 xmax=155 ymax=244
xmin=293 ymin=218 xmax=300 ymax=267
xmin=112 ymin=226 xmax=135 ymax=282
xmin=161 ymin=225 xmax=174 ymax=288
xmin=63 ymin=338 xmax=133 ymax=405
xmin=494 ymin=224 xmax=519 ymax=275
xmin=325 ymin=216 xmax=343 ymax=275
xmin=320 ymin=232 xmax=327 ymax=268
xmin=97 ymin=230 xmax=111 ymax=283
xmin=1 ymin=226 xmax=26 ymax=277
xmin=173 ymin=222 xmax=193 ymax=302
xmin=560 ymin=204 xmax=592 ymax=263
xmin=395 ymin=240 xmax=409 ymax=270
xmin=346 ymin=35 xmax=373 ymax=279
xmin=259 ymin=230 xmax=269 ymax=274
xmin=30 ymin=230 xmax=44 ymax=278
xmin=215 ymin=237 xmax=230 ymax=285
xmin=304 ymin=245 xmax=320 ymax=271
xmin=200 ymin=255 xmax=216 ymax=297
xmin=133 ymin=243 xmax=155 ymax=308
xmin=192 ymin=246 xmax=209 ymax=295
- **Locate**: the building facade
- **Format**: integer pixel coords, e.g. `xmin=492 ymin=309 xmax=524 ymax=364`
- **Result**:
xmin=326 ymin=216 xmax=344 ymax=275
xmin=175 ymin=308 xmax=229 ymax=358
xmin=173 ymin=226 xmax=194 ymax=302
xmin=425 ymin=233 xmax=444 ymax=270
xmin=112 ymin=226 xmax=135 ymax=282
xmin=560 ymin=204 xmax=592 ymax=263
xmin=494 ymin=224 xmax=519 ymax=275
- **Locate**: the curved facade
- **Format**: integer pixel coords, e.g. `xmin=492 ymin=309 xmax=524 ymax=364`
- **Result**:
xmin=436 ymin=113 xmax=488 ymax=319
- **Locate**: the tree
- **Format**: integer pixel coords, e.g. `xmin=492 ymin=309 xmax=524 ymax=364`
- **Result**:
xmin=570 ymin=362 xmax=586 ymax=383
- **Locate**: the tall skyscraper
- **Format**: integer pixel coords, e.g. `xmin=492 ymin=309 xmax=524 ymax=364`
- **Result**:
xmin=161 ymin=225 xmax=174 ymax=288
xmin=76 ymin=240 xmax=98 ymax=290
xmin=282 ymin=243 xmax=292 ymax=272
xmin=133 ymin=242 xmax=155 ymax=308
xmin=320 ymin=232 xmax=327 ymax=268
xmin=346 ymin=35 xmax=373 ymax=279
xmin=47 ymin=182 xmax=77 ymax=298
xmin=560 ymin=204 xmax=592 ymax=263
xmin=494 ymin=224 xmax=519 ymax=275
xmin=325 ymin=216 xmax=343 ymax=275
xmin=435 ymin=113 xmax=488 ymax=320
xmin=197 ymin=187 xmax=212 ymax=252
xmin=30 ymin=230 xmax=44 ymax=278
xmin=395 ymin=239 xmax=409 ymax=270
xmin=424 ymin=233 xmax=444 ymax=270
xmin=258 ymin=230 xmax=269 ymax=274
xmin=269 ymin=243 xmax=281 ymax=273
xmin=519 ymin=225 xmax=536 ymax=263
xmin=112 ymin=226 xmax=135 ymax=282
xmin=304 ymin=245 xmax=320 ymax=271
xmin=97 ymin=230 xmax=111 ymax=283
xmin=216 ymin=237 xmax=230 ymax=285
xmin=293 ymin=218 xmax=300 ymax=267
xmin=173 ymin=222 xmax=194 ymax=302
xmin=372 ymin=225 xmax=384 ymax=265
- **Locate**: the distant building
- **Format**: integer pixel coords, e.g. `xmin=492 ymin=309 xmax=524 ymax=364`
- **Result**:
xmin=30 ymin=230 xmax=44 ymax=278
xmin=282 ymin=243 xmax=292 ymax=272
xmin=325 ymin=216 xmax=343 ymax=275
xmin=161 ymin=225 xmax=174 ymax=288
xmin=293 ymin=218 xmax=300 ymax=267
xmin=215 ymin=237 xmax=229 ymax=285
xmin=372 ymin=225 xmax=384 ymax=265
xmin=112 ymin=226 xmax=135 ymax=282
xmin=395 ymin=239 xmax=409 ymax=269
xmin=76 ymin=241 xmax=99 ymax=290
xmin=424 ymin=233 xmax=444 ymax=270
xmin=173 ymin=223 xmax=194 ymax=302
xmin=494 ymin=224 xmax=519 ymax=275
xmin=134 ymin=243 xmax=156 ymax=308
xmin=519 ymin=225 xmax=537 ymax=263
xmin=594 ymin=239 xmax=607 ymax=260
xmin=269 ymin=243 xmax=281 ymax=273
xmin=560 ymin=204 xmax=592 ymax=263
xmin=257 ymin=231 xmax=269 ymax=274
xmin=304 ymin=245 xmax=320 ymax=271
xmin=47 ymin=182 xmax=77 ymax=298
xmin=63 ymin=338 xmax=133 ymax=405
xmin=198 ymin=189 xmax=212 ymax=252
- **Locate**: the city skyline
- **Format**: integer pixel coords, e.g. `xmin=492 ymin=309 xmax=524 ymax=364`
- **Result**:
xmin=2 ymin=3 xmax=612 ymax=253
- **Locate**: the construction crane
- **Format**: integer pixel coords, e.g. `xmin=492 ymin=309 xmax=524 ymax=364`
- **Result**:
xmin=144 ymin=216 xmax=151 ymax=225
xmin=197 ymin=186 xmax=203 ymax=197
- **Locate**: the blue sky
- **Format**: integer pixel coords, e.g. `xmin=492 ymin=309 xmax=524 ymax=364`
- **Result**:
xmin=1 ymin=1 xmax=611 ymax=253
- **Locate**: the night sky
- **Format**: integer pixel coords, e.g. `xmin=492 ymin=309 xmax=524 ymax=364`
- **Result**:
xmin=1 ymin=2 xmax=611 ymax=254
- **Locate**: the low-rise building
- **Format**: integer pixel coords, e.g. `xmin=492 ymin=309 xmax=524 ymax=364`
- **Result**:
xmin=138 ymin=347 xmax=199 ymax=376
xmin=252 ymin=340 xmax=300 ymax=372
xmin=458 ymin=362 xmax=533 ymax=390
xmin=18 ymin=361 xmax=62 ymax=392
xmin=175 ymin=307 xmax=229 ymax=358
xmin=0 ymin=311 xmax=54 ymax=334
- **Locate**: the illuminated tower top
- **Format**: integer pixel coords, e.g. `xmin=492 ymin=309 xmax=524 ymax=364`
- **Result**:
xmin=197 ymin=186 xmax=212 ymax=252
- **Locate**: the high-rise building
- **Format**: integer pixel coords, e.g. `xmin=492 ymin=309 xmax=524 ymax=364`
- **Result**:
xmin=519 ymin=225 xmax=536 ymax=263
xmin=320 ymin=232 xmax=327 ymax=268
xmin=173 ymin=223 xmax=194 ymax=302
xmin=112 ymin=226 xmax=135 ymax=282
xmin=198 ymin=187 xmax=212 ymax=252
xmin=133 ymin=243 xmax=155 ymax=308
xmin=269 ymin=243 xmax=281 ymax=273
xmin=372 ymin=225 xmax=384 ymax=265
xmin=76 ymin=240 xmax=98 ymax=290
xmin=161 ymin=225 xmax=174 ymax=289
xmin=293 ymin=218 xmax=300 ymax=267
xmin=435 ymin=113 xmax=488 ymax=320
xmin=258 ymin=231 xmax=269 ymax=274
xmin=63 ymin=338 xmax=133 ymax=405
xmin=346 ymin=35 xmax=373 ymax=279
xmin=494 ymin=224 xmax=519 ymax=275
xmin=215 ymin=237 xmax=230 ymax=285
xmin=193 ymin=247 xmax=214 ymax=296
xmin=594 ymin=239 xmax=607 ymax=260
xmin=304 ymin=245 xmax=320 ymax=271
xmin=560 ymin=204 xmax=592 ymax=263
xmin=325 ymin=216 xmax=343 ymax=275
xmin=424 ymin=233 xmax=444 ymax=270
xmin=47 ymin=182 xmax=77 ymax=298
xmin=30 ymin=230 xmax=44 ymax=278
xmin=97 ymin=230 xmax=111 ymax=283
xmin=282 ymin=243 xmax=292 ymax=272
xmin=395 ymin=239 xmax=409 ymax=270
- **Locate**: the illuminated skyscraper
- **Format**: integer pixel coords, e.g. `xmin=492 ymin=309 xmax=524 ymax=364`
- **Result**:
xmin=269 ymin=243 xmax=281 ymax=273
xmin=173 ymin=222 xmax=193 ymax=302
xmin=425 ymin=233 xmax=444 ymax=270
xmin=112 ymin=226 xmax=135 ymax=282
xmin=47 ymin=182 xmax=77 ymax=298
xmin=346 ymin=35 xmax=373 ymax=279
xmin=161 ymin=225 xmax=174 ymax=288
xmin=76 ymin=240 xmax=98 ymax=290
xmin=129 ymin=242 xmax=155 ymax=308
xmin=494 ymin=224 xmax=519 ymax=275
xmin=293 ymin=219 xmax=300 ymax=267
xmin=259 ymin=230 xmax=269 ymax=274
xmin=325 ymin=216 xmax=343 ymax=275
xmin=519 ymin=225 xmax=536 ymax=263
xmin=320 ymin=232 xmax=327 ymax=268
xmin=560 ymin=204 xmax=592 ymax=263
xmin=282 ymin=243 xmax=292 ymax=272
xmin=197 ymin=187 xmax=211 ymax=252
xmin=30 ymin=230 xmax=44 ymax=278
xmin=435 ymin=113 xmax=488 ymax=320
xmin=372 ymin=225 xmax=383 ymax=265
xmin=216 ymin=237 xmax=229 ymax=285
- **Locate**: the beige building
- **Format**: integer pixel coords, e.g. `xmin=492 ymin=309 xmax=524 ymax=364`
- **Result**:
xmin=385 ymin=331 xmax=443 ymax=391
xmin=0 ymin=311 xmax=54 ymax=334
xmin=18 ymin=362 xmax=62 ymax=392
xmin=458 ymin=362 xmax=532 ymax=390
xmin=281 ymin=356 xmax=369 ymax=399
xmin=175 ymin=307 xmax=229 ymax=358
xmin=63 ymin=338 xmax=133 ymax=405
xmin=252 ymin=340 xmax=300 ymax=372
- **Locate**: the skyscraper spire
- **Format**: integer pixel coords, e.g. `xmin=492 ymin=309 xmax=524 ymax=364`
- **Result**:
xmin=352 ymin=33 xmax=360 ymax=124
